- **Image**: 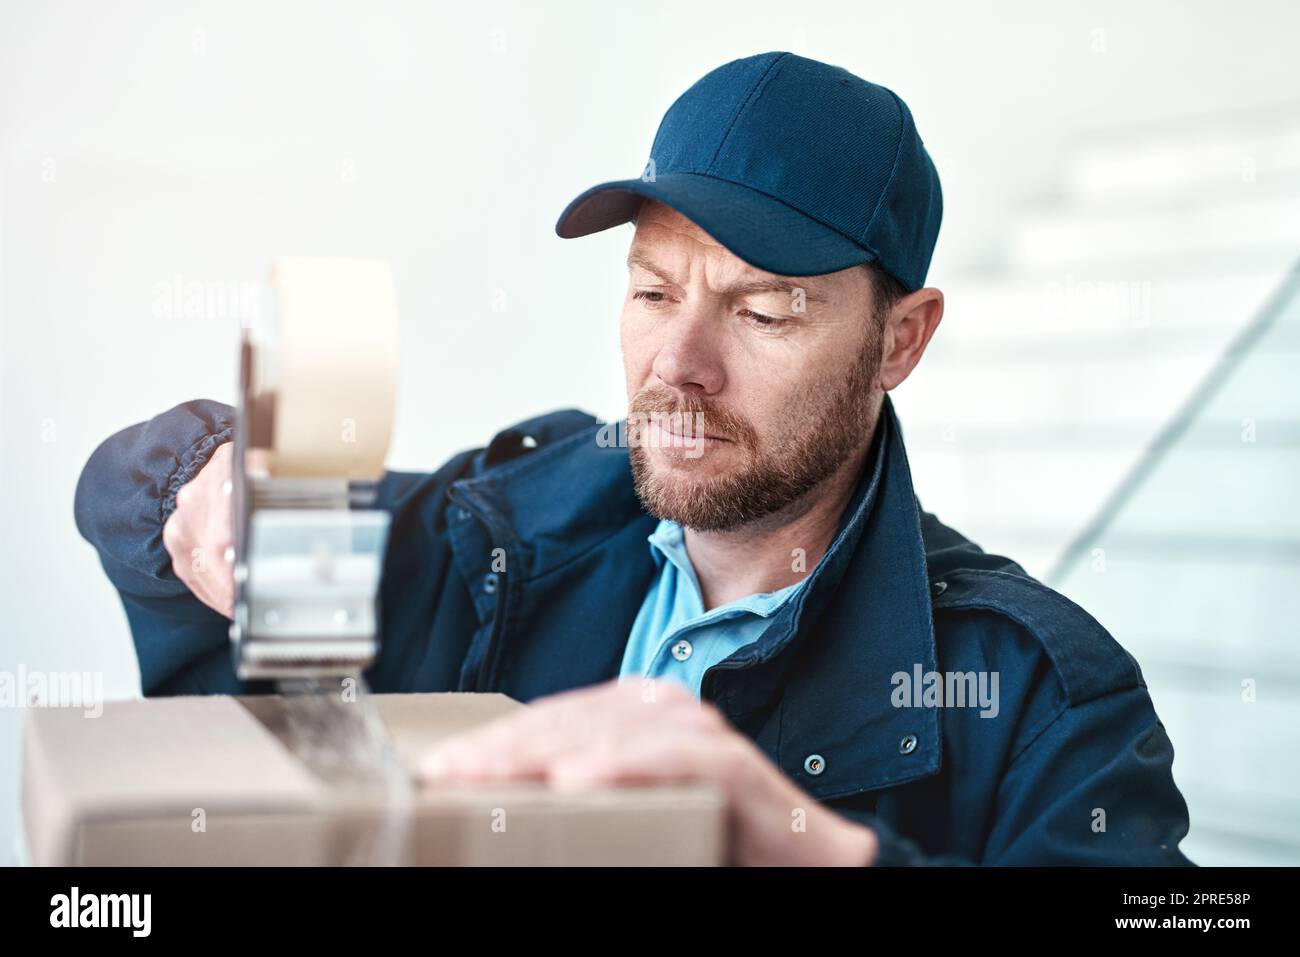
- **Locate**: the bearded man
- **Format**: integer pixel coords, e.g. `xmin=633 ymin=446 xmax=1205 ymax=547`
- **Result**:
xmin=74 ymin=52 xmax=1193 ymax=867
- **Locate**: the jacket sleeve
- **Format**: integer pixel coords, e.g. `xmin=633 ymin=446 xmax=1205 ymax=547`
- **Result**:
xmin=75 ymin=399 xmax=599 ymax=696
xmin=74 ymin=399 xmax=241 ymax=695
xmin=71 ymin=398 xmax=469 ymax=696
xmin=854 ymin=683 xmax=1195 ymax=866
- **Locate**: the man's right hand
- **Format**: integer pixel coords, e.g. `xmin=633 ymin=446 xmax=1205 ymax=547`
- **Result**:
xmin=162 ymin=441 xmax=236 ymax=619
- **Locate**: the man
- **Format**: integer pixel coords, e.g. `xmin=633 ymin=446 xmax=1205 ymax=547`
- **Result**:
xmin=75 ymin=52 xmax=1193 ymax=866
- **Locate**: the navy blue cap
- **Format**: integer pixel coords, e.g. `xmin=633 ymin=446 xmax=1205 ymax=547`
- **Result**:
xmin=555 ymin=52 xmax=942 ymax=291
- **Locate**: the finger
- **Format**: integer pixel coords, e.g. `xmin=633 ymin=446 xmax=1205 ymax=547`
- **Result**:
xmin=416 ymin=688 xmax=630 ymax=781
xmin=545 ymin=728 xmax=744 ymax=794
xmin=415 ymin=679 xmax=710 ymax=782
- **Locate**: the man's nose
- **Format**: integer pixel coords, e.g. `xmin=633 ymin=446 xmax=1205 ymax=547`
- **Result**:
xmin=651 ymin=307 xmax=725 ymax=395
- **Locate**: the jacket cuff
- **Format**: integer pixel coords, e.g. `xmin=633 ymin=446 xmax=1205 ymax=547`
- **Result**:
xmin=159 ymin=425 xmax=234 ymax=525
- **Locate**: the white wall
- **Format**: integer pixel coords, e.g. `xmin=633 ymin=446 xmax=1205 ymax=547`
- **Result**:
xmin=4 ymin=0 xmax=1300 ymax=864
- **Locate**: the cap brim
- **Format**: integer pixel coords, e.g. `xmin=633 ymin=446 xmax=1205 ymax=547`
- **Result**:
xmin=554 ymin=172 xmax=876 ymax=277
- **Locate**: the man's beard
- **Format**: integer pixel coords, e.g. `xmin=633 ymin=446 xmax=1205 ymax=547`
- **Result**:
xmin=627 ymin=337 xmax=880 ymax=532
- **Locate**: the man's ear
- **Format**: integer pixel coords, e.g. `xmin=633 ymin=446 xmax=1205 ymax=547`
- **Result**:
xmin=879 ymin=288 xmax=944 ymax=391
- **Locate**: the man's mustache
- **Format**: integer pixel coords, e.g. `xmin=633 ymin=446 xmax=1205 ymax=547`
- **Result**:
xmin=629 ymin=386 xmax=755 ymax=449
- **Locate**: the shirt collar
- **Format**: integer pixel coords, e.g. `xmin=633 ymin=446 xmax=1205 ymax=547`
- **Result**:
xmin=646 ymin=517 xmax=802 ymax=620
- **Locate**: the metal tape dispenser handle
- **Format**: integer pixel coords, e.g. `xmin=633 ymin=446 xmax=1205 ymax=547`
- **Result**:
xmin=231 ymin=258 xmax=399 ymax=681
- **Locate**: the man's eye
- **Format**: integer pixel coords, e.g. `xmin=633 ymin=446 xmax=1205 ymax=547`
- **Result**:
xmin=739 ymin=308 xmax=787 ymax=329
xmin=632 ymin=290 xmax=667 ymax=304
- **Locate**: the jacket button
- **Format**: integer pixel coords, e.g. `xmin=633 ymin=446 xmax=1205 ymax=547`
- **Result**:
xmin=520 ymin=434 xmax=538 ymax=448
xmin=931 ymin=581 xmax=947 ymax=596
xmin=671 ymin=639 xmax=693 ymax=661
xmin=803 ymin=754 xmax=826 ymax=776
xmin=483 ymin=572 xmax=498 ymax=595
xmin=899 ymin=734 xmax=919 ymax=755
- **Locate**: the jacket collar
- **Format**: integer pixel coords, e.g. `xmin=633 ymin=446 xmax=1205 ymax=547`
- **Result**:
xmin=452 ymin=394 xmax=942 ymax=800
xmin=725 ymin=395 xmax=943 ymax=799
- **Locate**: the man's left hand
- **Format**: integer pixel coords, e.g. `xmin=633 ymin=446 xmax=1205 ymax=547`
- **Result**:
xmin=415 ymin=678 xmax=878 ymax=866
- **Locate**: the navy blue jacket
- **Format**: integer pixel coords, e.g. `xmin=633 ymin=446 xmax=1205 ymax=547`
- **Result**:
xmin=74 ymin=395 xmax=1194 ymax=866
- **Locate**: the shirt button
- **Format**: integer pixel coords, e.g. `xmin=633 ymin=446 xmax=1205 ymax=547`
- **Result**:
xmin=803 ymin=754 xmax=826 ymax=776
xmin=899 ymin=733 xmax=919 ymax=755
xmin=483 ymin=572 xmax=498 ymax=595
xmin=520 ymin=434 xmax=538 ymax=449
xmin=671 ymin=639 xmax=693 ymax=661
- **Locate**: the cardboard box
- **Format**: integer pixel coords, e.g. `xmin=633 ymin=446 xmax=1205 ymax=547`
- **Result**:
xmin=22 ymin=692 xmax=726 ymax=866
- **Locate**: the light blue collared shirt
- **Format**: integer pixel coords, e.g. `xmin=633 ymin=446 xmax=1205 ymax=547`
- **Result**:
xmin=618 ymin=518 xmax=805 ymax=697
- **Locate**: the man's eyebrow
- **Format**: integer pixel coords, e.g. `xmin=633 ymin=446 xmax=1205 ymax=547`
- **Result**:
xmin=626 ymin=252 xmax=831 ymax=304
xmin=724 ymin=277 xmax=830 ymax=304
xmin=626 ymin=252 xmax=677 ymax=284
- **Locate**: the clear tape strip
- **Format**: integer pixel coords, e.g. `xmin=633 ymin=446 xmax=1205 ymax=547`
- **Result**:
xmin=273 ymin=677 xmax=414 ymax=866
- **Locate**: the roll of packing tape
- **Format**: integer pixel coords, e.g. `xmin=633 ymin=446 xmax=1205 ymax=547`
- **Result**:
xmin=267 ymin=257 xmax=399 ymax=481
